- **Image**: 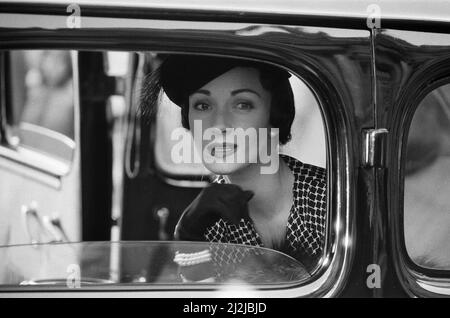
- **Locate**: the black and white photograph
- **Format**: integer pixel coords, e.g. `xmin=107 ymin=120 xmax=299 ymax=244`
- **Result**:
xmin=0 ymin=0 xmax=449 ymax=301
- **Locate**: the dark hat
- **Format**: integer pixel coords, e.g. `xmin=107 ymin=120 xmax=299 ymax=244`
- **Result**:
xmin=158 ymin=54 xmax=291 ymax=107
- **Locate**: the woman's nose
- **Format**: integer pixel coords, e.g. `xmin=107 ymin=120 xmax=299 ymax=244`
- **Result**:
xmin=210 ymin=107 xmax=231 ymax=132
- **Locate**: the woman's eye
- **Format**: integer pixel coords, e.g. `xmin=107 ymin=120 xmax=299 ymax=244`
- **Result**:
xmin=235 ymin=102 xmax=254 ymax=111
xmin=193 ymin=103 xmax=211 ymax=111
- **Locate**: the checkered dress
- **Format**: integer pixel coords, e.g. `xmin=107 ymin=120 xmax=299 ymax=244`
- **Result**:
xmin=205 ymin=154 xmax=327 ymax=273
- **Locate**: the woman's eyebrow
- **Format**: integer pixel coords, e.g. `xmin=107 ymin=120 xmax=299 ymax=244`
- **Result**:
xmin=192 ymin=89 xmax=210 ymax=96
xmin=231 ymin=88 xmax=261 ymax=97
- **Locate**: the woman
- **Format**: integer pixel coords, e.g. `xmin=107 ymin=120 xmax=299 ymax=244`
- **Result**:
xmin=143 ymin=54 xmax=327 ymax=280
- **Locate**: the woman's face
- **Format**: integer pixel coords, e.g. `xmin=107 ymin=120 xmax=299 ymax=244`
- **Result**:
xmin=188 ymin=66 xmax=273 ymax=175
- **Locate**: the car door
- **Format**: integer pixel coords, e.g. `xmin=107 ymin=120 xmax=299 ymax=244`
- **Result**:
xmin=0 ymin=0 xmax=393 ymax=297
xmin=375 ymin=25 xmax=450 ymax=296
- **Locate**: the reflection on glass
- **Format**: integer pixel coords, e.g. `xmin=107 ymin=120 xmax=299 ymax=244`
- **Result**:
xmin=146 ymin=54 xmax=327 ymax=274
xmin=154 ymin=66 xmax=326 ymax=177
xmin=404 ymin=84 xmax=450 ymax=270
xmin=8 ymin=50 xmax=75 ymax=163
xmin=0 ymin=241 xmax=309 ymax=289
xmin=20 ymin=50 xmax=74 ymax=139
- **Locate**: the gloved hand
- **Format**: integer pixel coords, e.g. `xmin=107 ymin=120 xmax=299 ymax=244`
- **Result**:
xmin=174 ymin=183 xmax=254 ymax=241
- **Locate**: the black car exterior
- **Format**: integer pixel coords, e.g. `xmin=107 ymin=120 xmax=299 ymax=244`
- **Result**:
xmin=0 ymin=0 xmax=449 ymax=297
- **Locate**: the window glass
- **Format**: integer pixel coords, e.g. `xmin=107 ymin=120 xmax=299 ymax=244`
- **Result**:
xmin=404 ymin=84 xmax=450 ymax=270
xmin=0 ymin=51 xmax=329 ymax=289
xmin=149 ymin=53 xmax=328 ymax=279
xmin=154 ymin=64 xmax=326 ymax=177
xmin=0 ymin=241 xmax=309 ymax=289
xmin=0 ymin=50 xmax=80 ymax=257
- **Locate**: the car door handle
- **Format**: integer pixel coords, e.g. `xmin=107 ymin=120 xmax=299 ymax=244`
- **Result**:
xmin=22 ymin=202 xmax=68 ymax=244
xmin=43 ymin=215 xmax=70 ymax=242
xmin=22 ymin=202 xmax=47 ymax=244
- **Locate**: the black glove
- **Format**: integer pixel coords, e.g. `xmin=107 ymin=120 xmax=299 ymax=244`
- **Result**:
xmin=174 ymin=183 xmax=254 ymax=241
